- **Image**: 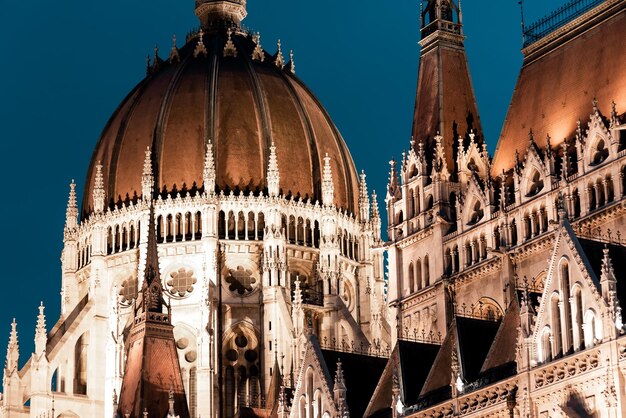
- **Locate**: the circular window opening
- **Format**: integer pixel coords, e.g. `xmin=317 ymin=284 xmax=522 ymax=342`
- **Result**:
xmin=225 ymin=349 xmax=238 ymax=362
xmin=235 ymin=335 xmax=248 ymax=348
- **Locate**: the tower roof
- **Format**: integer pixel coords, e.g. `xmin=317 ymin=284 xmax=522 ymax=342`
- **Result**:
xmin=117 ymin=204 xmax=190 ymax=418
xmin=411 ymin=0 xmax=483 ymax=174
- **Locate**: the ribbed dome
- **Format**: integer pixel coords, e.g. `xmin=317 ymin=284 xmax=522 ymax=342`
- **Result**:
xmin=82 ymin=28 xmax=359 ymax=217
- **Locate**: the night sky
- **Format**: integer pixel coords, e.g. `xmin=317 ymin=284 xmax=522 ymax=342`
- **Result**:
xmin=0 ymin=1 xmax=564 ymax=362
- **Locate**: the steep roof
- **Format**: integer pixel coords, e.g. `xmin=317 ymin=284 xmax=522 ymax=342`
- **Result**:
xmin=364 ymin=340 xmax=441 ymax=417
xmin=493 ymin=0 xmax=626 ymax=174
xmin=321 ymin=349 xmax=387 ymax=418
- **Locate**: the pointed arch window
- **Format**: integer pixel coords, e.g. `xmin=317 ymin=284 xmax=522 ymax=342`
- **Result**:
xmin=591 ymin=139 xmax=609 ymax=166
xmin=468 ymin=201 xmax=484 ymax=225
xmin=527 ymin=170 xmax=544 ymax=197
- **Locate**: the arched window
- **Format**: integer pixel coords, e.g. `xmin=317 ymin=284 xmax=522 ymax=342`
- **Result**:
xmin=527 ymin=170 xmax=544 ymax=197
xmin=469 ymin=201 xmax=484 ymax=225
xmin=74 ymin=332 xmax=89 ymax=395
xmin=591 ymin=139 xmax=609 ymax=165
xmin=541 ymin=328 xmax=552 ymax=363
xmin=573 ymin=286 xmax=584 ymax=351
xmin=584 ymin=310 xmax=600 ymax=349
xmin=560 ymin=261 xmax=573 ymax=353
xmin=551 ymin=294 xmax=562 ymax=358
xmin=415 ymin=260 xmax=422 ymax=291
xmin=572 ymin=189 xmax=581 ymax=218
xmin=218 ymin=211 xmax=226 ymax=239
xmin=423 ymin=255 xmax=430 ymax=287
xmin=408 ymin=189 xmax=415 ymax=218
xmin=407 ymin=263 xmax=415 ymax=295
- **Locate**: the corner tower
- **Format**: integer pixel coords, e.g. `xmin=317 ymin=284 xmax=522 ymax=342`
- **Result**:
xmin=412 ymin=0 xmax=483 ymax=173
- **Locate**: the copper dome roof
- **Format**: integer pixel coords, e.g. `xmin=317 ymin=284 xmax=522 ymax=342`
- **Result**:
xmin=83 ymin=29 xmax=359 ymax=216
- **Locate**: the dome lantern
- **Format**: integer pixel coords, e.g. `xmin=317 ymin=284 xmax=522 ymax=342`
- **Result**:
xmin=195 ymin=0 xmax=247 ymax=28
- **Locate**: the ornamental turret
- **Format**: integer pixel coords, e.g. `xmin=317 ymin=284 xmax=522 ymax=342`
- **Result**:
xmin=322 ymin=153 xmax=334 ymax=206
xmin=267 ymin=142 xmax=280 ymax=197
xmin=65 ymin=180 xmax=78 ymax=231
xmin=34 ymin=302 xmax=47 ymax=357
xmin=4 ymin=319 xmax=18 ymax=377
xmin=203 ymin=141 xmax=216 ymax=196
xmin=359 ymin=170 xmax=371 ymax=223
xmin=334 ymin=360 xmax=349 ymax=418
xmin=141 ymin=147 xmax=154 ymax=201
xmin=93 ymin=163 xmax=105 ymax=214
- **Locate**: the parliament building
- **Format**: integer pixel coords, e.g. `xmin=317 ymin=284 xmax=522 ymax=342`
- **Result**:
xmin=2 ymin=0 xmax=626 ymax=417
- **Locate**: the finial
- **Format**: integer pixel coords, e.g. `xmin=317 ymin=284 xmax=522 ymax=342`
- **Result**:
xmin=289 ymin=50 xmax=296 ymax=74
xmin=145 ymin=55 xmax=151 ymax=76
xmin=322 ymin=153 xmax=334 ymax=206
xmin=65 ymin=179 xmax=78 ymax=230
xmin=203 ymin=141 xmax=216 ymax=196
xmin=528 ymin=128 xmax=535 ymax=144
xmin=359 ymin=170 xmax=370 ymax=223
xmin=152 ymin=45 xmax=160 ymax=73
xmin=275 ymin=39 xmax=285 ymax=69
xmin=371 ymin=190 xmax=380 ymax=219
xmin=194 ymin=29 xmax=208 ymax=58
xmin=592 ymin=97 xmax=599 ymax=115
xmin=267 ymin=142 xmax=280 ymax=197
xmin=168 ymin=384 xmax=176 ymax=416
xmin=143 ymin=408 xmax=148 ymax=418
xmin=610 ymin=100 xmax=619 ymax=128
xmin=169 ymin=35 xmax=180 ymax=63
xmin=142 ymin=147 xmax=154 ymax=201
xmin=223 ymin=28 xmax=238 ymax=57
xmin=252 ymin=32 xmax=264 ymax=61
xmin=93 ymin=162 xmax=105 ymax=214
xmin=35 ymin=302 xmax=47 ymax=356
xmin=5 ymin=319 xmax=19 ymax=373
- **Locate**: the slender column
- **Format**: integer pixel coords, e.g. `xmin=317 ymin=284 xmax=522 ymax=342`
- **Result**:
xmin=254 ymin=213 xmax=259 ymax=241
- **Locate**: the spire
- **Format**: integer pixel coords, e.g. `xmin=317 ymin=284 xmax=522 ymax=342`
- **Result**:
xmin=5 ymin=319 xmax=19 ymax=374
xmin=252 ymin=32 xmax=264 ymax=61
xmin=140 ymin=203 xmax=164 ymax=315
xmin=610 ymin=100 xmax=619 ymax=128
xmin=34 ymin=302 xmax=47 ymax=357
xmin=450 ymin=337 xmax=463 ymax=396
xmin=169 ymin=35 xmax=180 ymax=63
xmin=93 ymin=162 xmax=105 ymax=214
xmin=322 ymin=153 xmax=334 ymax=206
xmin=118 ymin=202 xmax=190 ymax=418
xmin=359 ymin=170 xmax=370 ymax=222
xmin=334 ymin=360 xmax=349 ymax=418
xmin=292 ymin=276 xmax=303 ymax=312
xmin=371 ymin=190 xmax=380 ymax=219
xmin=65 ymin=180 xmax=78 ymax=231
xmin=277 ymin=385 xmax=290 ymax=418
xmin=141 ymin=147 xmax=154 ymax=202
xmin=600 ymin=246 xmax=622 ymax=331
xmin=275 ymin=40 xmax=285 ymax=69
xmin=289 ymin=50 xmax=296 ymax=74
xmin=223 ymin=28 xmax=237 ymax=57
xmin=412 ymin=0 xmax=481 ymax=174
xmin=195 ymin=0 xmax=247 ymax=28
xmin=203 ymin=141 xmax=216 ymax=195
xmin=267 ymin=142 xmax=280 ymax=197
xmin=194 ymin=29 xmax=208 ymax=58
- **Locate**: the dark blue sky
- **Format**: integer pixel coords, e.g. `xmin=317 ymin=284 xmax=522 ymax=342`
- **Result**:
xmin=0 ymin=1 xmax=564 ymax=361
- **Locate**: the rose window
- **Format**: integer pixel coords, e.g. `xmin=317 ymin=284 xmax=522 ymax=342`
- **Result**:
xmin=119 ymin=277 xmax=137 ymax=304
xmin=167 ymin=268 xmax=197 ymax=297
xmin=226 ymin=267 xmax=257 ymax=295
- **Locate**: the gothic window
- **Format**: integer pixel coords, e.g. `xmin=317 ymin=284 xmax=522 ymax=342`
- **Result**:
xmin=527 ymin=170 xmax=544 ymax=197
xmin=551 ymin=294 xmax=562 ymax=358
xmin=573 ymin=287 xmax=584 ymax=351
xmin=591 ymin=139 xmax=609 ymax=165
xmin=541 ymin=328 xmax=552 ymax=363
xmin=468 ymin=201 xmax=484 ymax=225
xmin=223 ymin=328 xmax=260 ymax=413
xmin=167 ymin=268 xmax=197 ymax=298
xmin=423 ymin=255 xmax=430 ymax=287
xmin=226 ymin=267 xmax=257 ymax=295
xmin=560 ymin=261 xmax=573 ymax=353
xmin=119 ymin=277 xmax=138 ymax=305
xmin=407 ymin=263 xmax=415 ymax=295
xmin=74 ymin=332 xmax=89 ymax=395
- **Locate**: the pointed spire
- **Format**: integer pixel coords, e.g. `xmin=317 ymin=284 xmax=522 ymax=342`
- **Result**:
xmin=561 ymin=140 xmax=570 ymax=181
xmin=142 ymin=147 xmax=154 ymax=202
xmin=34 ymin=302 xmax=47 ymax=356
xmin=277 ymin=385 xmax=290 ymax=418
xmin=275 ymin=39 xmax=285 ymax=69
xmin=592 ymin=96 xmax=600 ymax=117
xmin=5 ymin=319 xmax=19 ymax=374
xmin=371 ymin=191 xmax=380 ymax=219
xmin=266 ymin=142 xmax=280 ymax=197
xmin=450 ymin=337 xmax=463 ymax=396
xmin=223 ymin=28 xmax=238 ymax=57
xmin=293 ymin=276 xmax=303 ymax=312
xmin=152 ymin=45 xmax=161 ymax=73
xmin=169 ymin=35 xmax=180 ymax=63
xmin=322 ymin=153 xmax=334 ymax=206
xmin=65 ymin=180 xmax=78 ymax=231
xmin=334 ymin=360 xmax=349 ymax=418
xmin=359 ymin=170 xmax=370 ymax=222
xmin=203 ymin=141 xmax=216 ymax=195
xmin=252 ymin=32 xmax=264 ymax=61
xmin=194 ymin=29 xmax=208 ymax=58
xmin=610 ymin=100 xmax=619 ymax=128
xmin=93 ymin=162 xmax=105 ymax=214
xmin=289 ymin=49 xmax=296 ymax=74
xmin=139 ymin=202 xmax=165 ymax=315
xmin=600 ymin=246 xmax=622 ymax=330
